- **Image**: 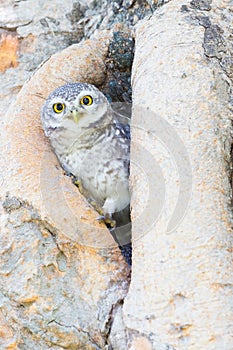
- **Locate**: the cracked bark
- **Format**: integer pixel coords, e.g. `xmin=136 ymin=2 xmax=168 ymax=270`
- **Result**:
xmin=0 ymin=28 xmax=131 ymax=349
xmin=1 ymin=0 xmax=233 ymax=349
xmin=124 ymin=0 xmax=233 ymax=349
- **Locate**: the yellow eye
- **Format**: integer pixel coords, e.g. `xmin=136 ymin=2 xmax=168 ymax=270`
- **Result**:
xmin=80 ymin=95 xmax=93 ymax=106
xmin=53 ymin=102 xmax=65 ymax=113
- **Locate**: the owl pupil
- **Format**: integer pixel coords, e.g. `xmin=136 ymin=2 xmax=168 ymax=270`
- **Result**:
xmin=56 ymin=103 xmax=63 ymax=111
xmin=83 ymin=97 xmax=89 ymax=105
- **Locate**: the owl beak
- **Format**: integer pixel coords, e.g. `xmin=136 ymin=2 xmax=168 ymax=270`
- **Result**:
xmin=72 ymin=110 xmax=79 ymax=123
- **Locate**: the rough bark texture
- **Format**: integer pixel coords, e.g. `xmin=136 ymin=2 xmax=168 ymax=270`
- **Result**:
xmin=0 ymin=0 xmax=233 ymax=349
xmin=0 ymin=0 xmax=154 ymax=117
xmin=0 ymin=33 xmax=132 ymax=349
xmin=0 ymin=1 xmax=154 ymax=349
xmin=125 ymin=0 xmax=233 ymax=349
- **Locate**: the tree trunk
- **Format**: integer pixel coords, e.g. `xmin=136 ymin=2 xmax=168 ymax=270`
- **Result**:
xmin=125 ymin=0 xmax=233 ymax=349
xmin=0 ymin=0 xmax=232 ymax=349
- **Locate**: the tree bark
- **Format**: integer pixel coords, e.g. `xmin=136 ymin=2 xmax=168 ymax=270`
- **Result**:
xmin=0 ymin=0 xmax=233 ymax=349
xmin=125 ymin=0 xmax=233 ymax=349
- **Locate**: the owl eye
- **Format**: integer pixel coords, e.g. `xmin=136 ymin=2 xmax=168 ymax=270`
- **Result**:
xmin=53 ymin=102 xmax=65 ymax=113
xmin=80 ymin=95 xmax=93 ymax=106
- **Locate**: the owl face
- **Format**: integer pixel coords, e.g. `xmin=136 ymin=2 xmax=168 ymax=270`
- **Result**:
xmin=41 ymin=83 xmax=110 ymax=136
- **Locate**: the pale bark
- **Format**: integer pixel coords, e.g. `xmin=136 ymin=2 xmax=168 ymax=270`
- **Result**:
xmin=125 ymin=0 xmax=233 ymax=349
xmin=0 ymin=33 xmax=131 ymax=350
xmin=0 ymin=0 xmax=233 ymax=349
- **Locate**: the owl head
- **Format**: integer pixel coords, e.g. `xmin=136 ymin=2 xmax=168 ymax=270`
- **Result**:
xmin=41 ymin=82 xmax=111 ymax=137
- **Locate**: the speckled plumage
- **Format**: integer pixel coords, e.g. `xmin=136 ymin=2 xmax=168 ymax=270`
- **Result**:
xmin=41 ymin=82 xmax=131 ymax=264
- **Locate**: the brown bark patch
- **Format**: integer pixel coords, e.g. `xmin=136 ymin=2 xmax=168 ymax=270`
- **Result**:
xmin=0 ymin=33 xmax=19 ymax=72
xmin=130 ymin=336 xmax=153 ymax=350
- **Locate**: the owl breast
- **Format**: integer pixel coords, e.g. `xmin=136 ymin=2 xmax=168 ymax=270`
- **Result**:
xmin=59 ymin=125 xmax=130 ymax=215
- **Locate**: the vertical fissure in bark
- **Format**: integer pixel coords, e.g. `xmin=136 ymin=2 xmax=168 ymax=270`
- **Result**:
xmin=194 ymin=4 xmax=233 ymax=213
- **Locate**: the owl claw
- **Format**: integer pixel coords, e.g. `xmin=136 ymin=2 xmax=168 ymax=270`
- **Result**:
xmin=97 ymin=215 xmax=116 ymax=229
xmin=71 ymin=176 xmax=82 ymax=188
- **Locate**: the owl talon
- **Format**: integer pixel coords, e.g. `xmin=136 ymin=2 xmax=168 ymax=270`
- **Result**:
xmin=72 ymin=177 xmax=81 ymax=187
xmin=97 ymin=215 xmax=116 ymax=229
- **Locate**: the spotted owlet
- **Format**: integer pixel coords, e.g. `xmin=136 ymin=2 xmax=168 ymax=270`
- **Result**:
xmin=41 ymin=82 xmax=131 ymax=265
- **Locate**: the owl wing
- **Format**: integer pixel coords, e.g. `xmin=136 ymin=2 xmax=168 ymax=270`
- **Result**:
xmin=114 ymin=121 xmax=131 ymax=140
xmin=111 ymin=120 xmax=131 ymax=266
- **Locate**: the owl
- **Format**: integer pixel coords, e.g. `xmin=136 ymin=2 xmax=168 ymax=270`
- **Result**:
xmin=41 ymin=82 xmax=131 ymax=265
